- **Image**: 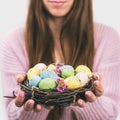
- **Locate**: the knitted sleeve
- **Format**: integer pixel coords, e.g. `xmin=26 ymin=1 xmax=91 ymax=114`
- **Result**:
xmin=69 ymin=24 xmax=120 ymax=120
xmin=0 ymin=28 xmax=50 ymax=120
xmin=1 ymin=24 xmax=120 ymax=120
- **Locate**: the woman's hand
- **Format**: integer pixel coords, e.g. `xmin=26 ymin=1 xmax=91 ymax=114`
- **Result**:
xmin=15 ymin=75 xmax=54 ymax=112
xmin=77 ymin=73 xmax=104 ymax=107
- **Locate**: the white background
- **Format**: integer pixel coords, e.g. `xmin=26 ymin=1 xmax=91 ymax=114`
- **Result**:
xmin=0 ymin=0 xmax=120 ymax=119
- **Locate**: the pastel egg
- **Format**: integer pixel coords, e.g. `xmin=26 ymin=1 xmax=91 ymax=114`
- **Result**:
xmin=40 ymin=70 xmax=59 ymax=80
xmin=64 ymin=76 xmax=82 ymax=89
xmin=29 ymin=76 xmax=41 ymax=87
xmin=75 ymin=65 xmax=91 ymax=75
xmin=38 ymin=78 xmax=57 ymax=92
xmin=47 ymin=64 xmax=56 ymax=70
xmin=34 ymin=63 xmax=47 ymax=72
xmin=76 ymin=72 xmax=89 ymax=84
xmin=59 ymin=65 xmax=75 ymax=78
xmin=27 ymin=68 xmax=40 ymax=80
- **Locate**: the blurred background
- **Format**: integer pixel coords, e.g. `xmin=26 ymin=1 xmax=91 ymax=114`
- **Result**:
xmin=0 ymin=0 xmax=120 ymax=119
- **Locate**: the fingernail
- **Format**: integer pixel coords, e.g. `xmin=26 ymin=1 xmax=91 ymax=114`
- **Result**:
xmin=19 ymin=92 xmax=25 ymax=98
xmin=85 ymin=92 xmax=91 ymax=97
xmin=16 ymin=74 xmax=21 ymax=80
xmin=94 ymin=81 xmax=99 ymax=86
xmin=78 ymin=100 xmax=83 ymax=105
xmin=16 ymin=74 xmax=25 ymax=81
xmin=28 ymin=101 xmax=33 ymax=106
xmin=95 ymin=74 xmax=100 ymax=80
xmin=36 ymin=104 xmax=42 ymax=110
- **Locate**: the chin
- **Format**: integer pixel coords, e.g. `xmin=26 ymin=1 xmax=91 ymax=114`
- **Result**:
xmin=50 ymin=11 xmax=68 ymax=18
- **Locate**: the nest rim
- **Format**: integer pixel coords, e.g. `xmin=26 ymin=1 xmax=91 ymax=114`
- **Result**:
xmin=20 ymin=76 xmax=94 ymax=106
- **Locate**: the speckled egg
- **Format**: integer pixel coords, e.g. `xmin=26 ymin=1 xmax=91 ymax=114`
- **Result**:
xmin=34 ymin=63 xmax=47 ymax=72
xmin=47 ymin=64 xmax=56 ymax=71
xmin=59 ymin=65 xmax=75 ymax=78
xmin=64 ymin=76 xmax=82 ymax=89
xmin=27 ymin=68 xmax=40 ymax=80
xmin=76 ymin=72 xmax=89 ymax=84
xmin=38 ymin=78 xmax=57 ymax=92
xmin=29 ymin=76 xmax=41 ymax=87
xmin=40 ymin=70 xmax=59 ymax=80
xmin=75 ymin=65 xmax=91 ymax=75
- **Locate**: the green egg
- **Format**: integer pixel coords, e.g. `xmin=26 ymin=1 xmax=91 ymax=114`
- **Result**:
xmin=38 ymin=78 xmax=57 ymax=92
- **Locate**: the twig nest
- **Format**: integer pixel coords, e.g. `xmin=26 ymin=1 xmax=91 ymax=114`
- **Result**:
xmin=20 ymin=63 xmax=94 ymax=106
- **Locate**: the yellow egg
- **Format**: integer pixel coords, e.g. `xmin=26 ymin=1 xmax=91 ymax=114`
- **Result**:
xmin=64 ymin=76 xmax=82 ymax=89
xmin=75 ymin=65 xmax=91 ymax=75
xmin=47 ymin=64 xmax=56 ymax=71
xmin=27 ymin=68 xmax=40 ymax=80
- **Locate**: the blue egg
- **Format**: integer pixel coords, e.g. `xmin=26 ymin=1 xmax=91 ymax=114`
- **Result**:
xmin=60 ymin=65 xmax=74 ymax=70
xmin=29 ymin=76 xmax=41 ymax=87
xmin=40 ymin=70 xmax=59 ymax=80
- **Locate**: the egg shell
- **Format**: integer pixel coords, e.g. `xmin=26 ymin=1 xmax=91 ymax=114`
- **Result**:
xmin=29 ymin=76 xmax=41 ymax=87
xmin=34 ymin=63 xmax=47 ymax=72
xmin=40 ymin=70 xmax=59 ymax=80
xmin=75 ymin=65 xmax=91 ymax=74
xmin=38 ymin=78 xmax=57 ymax=92
xmin=59 ymin=65 xmax=75 ymax=78
xmin=47 ymin=64 xmax=56 ymax=71
xmin=76 ymin=72 xmax=89 ymax=84
xmin=64 ymin=76 xmax=82 ymax=89
xmin=27 ymin=68 xmax=40 ymax=80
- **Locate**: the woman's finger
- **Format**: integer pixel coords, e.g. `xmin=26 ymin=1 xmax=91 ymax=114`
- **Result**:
xmin=77 ymin=99 xmax=86 ymax=107
xmin=16 ymin=74 xmax=25 ymax=83
xmin=24 ymin=99 xmax=35 ymax=111
xmin=15 ymin=91 xmax=25 ymax=107
xmin=85 ymin=91 xmax=97 ymax=102
xmin=94 ymin=80 xmax=104 ymax=96
xmin=93 ymin=73 xmax=102 ymax=81
xmin=34 ymin=104 xmax=42 ymax=112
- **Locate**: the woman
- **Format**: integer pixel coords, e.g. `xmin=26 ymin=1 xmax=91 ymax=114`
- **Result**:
xmin=0 ymin=0 xmax=120 ymax=120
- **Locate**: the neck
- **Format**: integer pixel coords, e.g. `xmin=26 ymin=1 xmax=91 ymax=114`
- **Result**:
xmin=48 ymin=17 xmax=65 ymax=63
xmin=48 ymin=17 xmax=64 ymax=40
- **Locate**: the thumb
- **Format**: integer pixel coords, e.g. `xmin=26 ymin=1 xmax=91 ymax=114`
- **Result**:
xmin=16 ymin=74 xmax=25 ymax=83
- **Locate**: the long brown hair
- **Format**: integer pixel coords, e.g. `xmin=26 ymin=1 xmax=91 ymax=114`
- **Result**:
xmin=25 ymin=0 xmax=94 ymax=70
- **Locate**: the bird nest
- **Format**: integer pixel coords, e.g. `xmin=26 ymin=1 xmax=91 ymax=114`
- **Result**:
xmin=19 ymin=63 xmax=95 ymax=106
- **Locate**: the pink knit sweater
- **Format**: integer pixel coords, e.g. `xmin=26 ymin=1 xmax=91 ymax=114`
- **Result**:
xmin=0 ymin=23 xmax=120 ymax=120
